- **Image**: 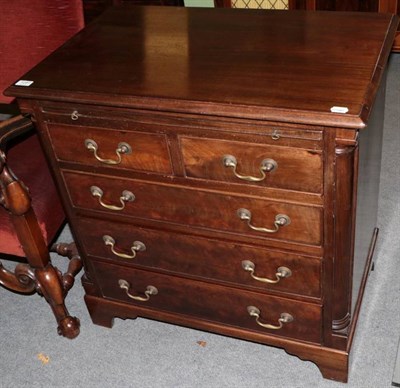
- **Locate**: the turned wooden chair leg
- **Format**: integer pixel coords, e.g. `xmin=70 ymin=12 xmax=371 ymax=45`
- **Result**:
xmin=35 ymin=264 xmax=81 ymax=339
xmin=0 ymin=252 xmax=82 ymax=339
xmin=0 ymin=150 xmax=82 ymax=339
xmin=51 ymin=242 xmax=83 ymax=292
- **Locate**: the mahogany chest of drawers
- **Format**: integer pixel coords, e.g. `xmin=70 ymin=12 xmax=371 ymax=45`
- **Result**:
xmin=6 ymin=5 xmax=399 ymax=382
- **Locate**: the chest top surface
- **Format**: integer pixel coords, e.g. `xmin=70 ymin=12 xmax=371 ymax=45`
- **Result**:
xmin=6 ymin=5 xmax=398 ymax=128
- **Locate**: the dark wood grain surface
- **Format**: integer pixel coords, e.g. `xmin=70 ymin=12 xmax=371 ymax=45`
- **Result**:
xmin=62 ymin=170 xmax=323 ymax=245
xmin=91 ymin=259 xmax=323 ymax=343
xmin=6 ymin=6 xmax=397 ymax=382
xmin=6 ymin=6 xmax=398 ymax=128
xmin=75 ymin=216 xmax=322 ymax=298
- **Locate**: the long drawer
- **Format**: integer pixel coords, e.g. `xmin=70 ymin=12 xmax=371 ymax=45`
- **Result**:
xmin=63 ymin=171 xmax=323 ymax=246
xmin=91 ymin=260 xmax=322 ymax=343
xmin=76 ymin=217 xmax=322 ymax=298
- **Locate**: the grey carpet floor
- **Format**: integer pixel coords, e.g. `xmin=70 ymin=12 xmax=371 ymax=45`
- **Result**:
xmin=0 ymin=53 xmax=399 ymax=388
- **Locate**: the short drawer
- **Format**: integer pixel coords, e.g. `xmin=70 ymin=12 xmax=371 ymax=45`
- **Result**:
xmin=76 ymin=217 xmax=322 ymax=298
xmin=63 ymin=171 xmax=323 ymax=246
xmin=92 ymin=260 xmax=322 ymax=343
xmin=47 ymin=123 xmax=172 ymax=175
xmin=180 ymin=137 xmax=323 ymax=193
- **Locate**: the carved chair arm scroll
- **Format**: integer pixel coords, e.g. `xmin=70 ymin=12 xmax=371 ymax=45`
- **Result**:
xmin=0 ymin=115 xmax=35 ymax=215
xmin=0 ymin=114 xmax=33 ymax=153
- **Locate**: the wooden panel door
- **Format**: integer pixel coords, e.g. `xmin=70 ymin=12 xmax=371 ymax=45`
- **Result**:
xmin=311 ymin=0 xmax=378 ymax=11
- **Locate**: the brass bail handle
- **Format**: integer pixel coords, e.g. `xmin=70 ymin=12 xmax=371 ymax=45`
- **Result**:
xmin=103 ymin=235 xmax=146 ymax=259
xmin=241 ymin=260 xmax=292 ymax=284
xmin=85 ymin=138 xmax=132 ymax=165
xmin=247 ymin=306 xmax=293 ymax=330
xmin=222 ymin=154 xmax=278 ymax=182
xmin=118 ymin=279 xmax=158 ymax=302
xmin=90 ymin=185 xmax=135 ymax=211
xmin=237 ymin=208 xmax=291 ymax=233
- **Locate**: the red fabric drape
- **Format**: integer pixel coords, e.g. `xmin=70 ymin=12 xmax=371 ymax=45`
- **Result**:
xmin=0 ymin=0 xmax=84 ymax=103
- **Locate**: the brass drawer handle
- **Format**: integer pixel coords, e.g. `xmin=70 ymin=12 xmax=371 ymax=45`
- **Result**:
xmin=222 ymin=154 xmax=277 ymax=182
xmin=90 ymin=185 xmax=135 ymax=211
xmin=247 ymin=306 xmax=293 ymax=330
xmin=85 ymin=138 xmax=132 ymax=165
xmin=237 ymin=208 xmax=290 ymax=233
xmin=103 ymin=235 xmax=146 ymax=259
xmin=118 ymin=279 xmax=158 ymax=302
xmin=241 ymin=260 xmax=292 ymax=284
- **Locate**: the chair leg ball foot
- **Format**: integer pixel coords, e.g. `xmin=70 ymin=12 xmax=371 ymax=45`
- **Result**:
xmin=57 ymin=316 xmax=80 ymax=339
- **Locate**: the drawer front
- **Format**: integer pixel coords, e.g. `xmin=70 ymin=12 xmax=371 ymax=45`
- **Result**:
xmin=181 ymin=137 xmax=323 ymax=193
xmin=47 ymin=123 xmax=172 ymax=174
xmin=76 ymin=217 xmax=321 ymax=298
xmin=92 ymin=260 xmax=322 ymax=343
xmin=64 ymin=171 xmax=323 ymax=246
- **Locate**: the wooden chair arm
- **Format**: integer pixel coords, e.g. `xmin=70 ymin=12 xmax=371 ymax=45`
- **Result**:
xmin=0 ymin=114 xmax=34 ymax=152
xmin=0 ymin=114 xmax=34 ymax=214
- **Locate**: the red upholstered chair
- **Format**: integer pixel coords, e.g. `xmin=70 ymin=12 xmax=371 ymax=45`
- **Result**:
xmin=0 ymin=0 xmax=84 ymax=339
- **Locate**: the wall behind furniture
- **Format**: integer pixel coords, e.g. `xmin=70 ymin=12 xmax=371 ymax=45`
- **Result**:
xmin=184 ymin=0 xmax=214 ymax=6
